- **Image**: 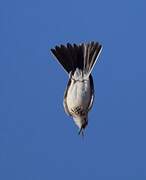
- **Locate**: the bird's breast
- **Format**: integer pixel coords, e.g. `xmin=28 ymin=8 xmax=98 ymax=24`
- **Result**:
xmin=66 ymin=79 xmax=91 ymax=112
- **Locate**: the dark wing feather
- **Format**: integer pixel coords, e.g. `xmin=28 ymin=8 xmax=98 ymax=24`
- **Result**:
xmin=88 ymin=75 xmax=95 ymax=111
xmin=63 ymin=78 xmax=72 ymax=116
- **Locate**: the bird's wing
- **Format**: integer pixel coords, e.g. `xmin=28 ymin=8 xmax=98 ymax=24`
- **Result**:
xmin=88 ymin=75 xmax=95 ymax=111
xmin=63 ymin=78 xmax=72 ymax=116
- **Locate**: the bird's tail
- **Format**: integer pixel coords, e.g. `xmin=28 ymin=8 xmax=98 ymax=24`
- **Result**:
xmin=51 ymin=41 xmax=102 ymax=77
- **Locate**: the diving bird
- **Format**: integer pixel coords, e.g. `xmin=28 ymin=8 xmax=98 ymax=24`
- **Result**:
xmin=51 ymin=41 xmax=102 ymax=135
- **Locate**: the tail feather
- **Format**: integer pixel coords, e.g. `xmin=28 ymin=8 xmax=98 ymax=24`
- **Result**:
xmin=51 ymin=45 xmax=73 ymax=73
xmin=51 ymin=41 xmax=102 ymax=75
xmin=85 ymin=42 xmax=102 ymax=76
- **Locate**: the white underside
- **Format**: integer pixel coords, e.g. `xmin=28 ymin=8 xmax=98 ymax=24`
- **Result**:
xmin=66 ymin=80 xmax=91 ymax=111
xmin=66 ymin=70 xmax=91 ymax=113
xmin=66 ymin=69 xmax=91 ymax=128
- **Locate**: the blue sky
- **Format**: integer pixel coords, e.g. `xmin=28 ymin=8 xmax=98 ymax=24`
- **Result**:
xmin=0 ymin=0 xmax=146 ymax=179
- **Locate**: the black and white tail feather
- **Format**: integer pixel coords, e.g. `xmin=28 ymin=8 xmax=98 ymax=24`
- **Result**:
xmin=51 ymin=41 xmax=102 ymax=135
xmin=51 ymin=41 xmax=102 ymax=77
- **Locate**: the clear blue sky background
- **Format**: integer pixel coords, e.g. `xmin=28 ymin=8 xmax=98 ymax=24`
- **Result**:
xmin=0 ymin=0 xmax=146 ymax=179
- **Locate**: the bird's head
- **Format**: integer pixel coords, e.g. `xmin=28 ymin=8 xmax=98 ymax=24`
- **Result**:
xmin=73 ymin=115 xmax=88 ymax=136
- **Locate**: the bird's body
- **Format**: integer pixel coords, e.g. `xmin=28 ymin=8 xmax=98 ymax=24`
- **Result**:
xmin=64 ymin=69 xmax=92 ymax=132
xmin=51 ymin=41 xmax=102 ymax=134
xmin=66 ymin=69 xmax=91 ymax=114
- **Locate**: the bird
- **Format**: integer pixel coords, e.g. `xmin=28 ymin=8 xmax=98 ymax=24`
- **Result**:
xmin=51 ymin=41 xmax=102 ymax=135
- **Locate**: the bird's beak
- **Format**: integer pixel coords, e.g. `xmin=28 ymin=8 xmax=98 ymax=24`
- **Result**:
xmin=78 ymin=127 xmax=84 ymax=137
